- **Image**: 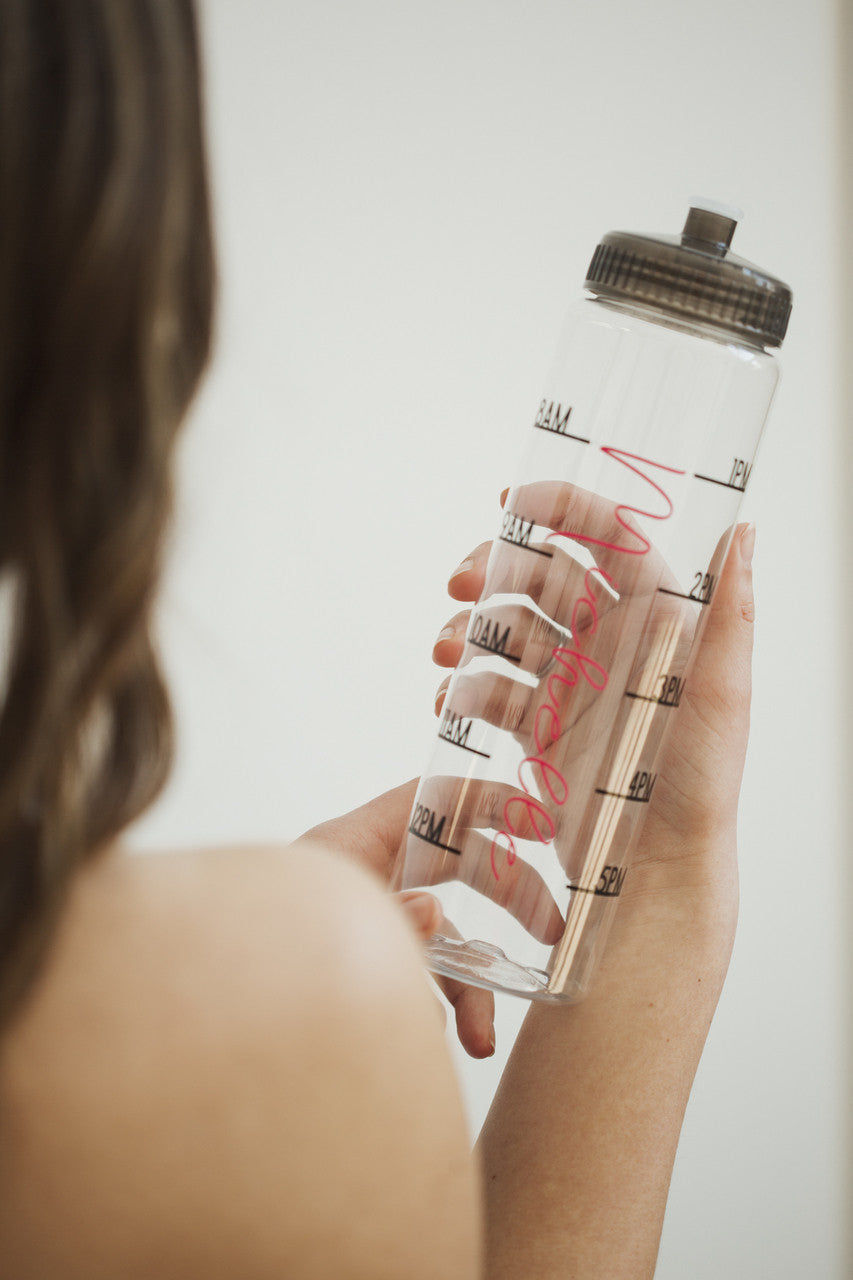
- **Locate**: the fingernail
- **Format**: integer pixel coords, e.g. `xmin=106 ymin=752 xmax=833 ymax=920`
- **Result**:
xmin=487 ymin=1027 xmax=496 ymax=1056
xmin=434 ymin=625 xmax=455 ymax=644
xmin=500 ymin=487 xmax=510 ymax=507
xmin=449 ymin=558 xmax=474 ymax=581
xmin=739 ymin=523 xmax=756 ymax=567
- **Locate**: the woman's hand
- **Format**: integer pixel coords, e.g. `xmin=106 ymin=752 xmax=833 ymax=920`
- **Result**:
xmin=428 ymin=486 xmax=745 ymax=927
xmin=294 ymin=781 xmax=496 ymax=1059
xmin=436 ymin=513 xmax=752 ymax=914
xmin=297 ymin=495 xmax=752 ymax=1070
xmin=405 ymin=483 xmax=702 ymax=942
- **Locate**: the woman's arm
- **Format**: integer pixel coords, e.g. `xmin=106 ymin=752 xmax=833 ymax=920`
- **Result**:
xmin=478 ymin=867 xmax=736 ymax=1278
xmin=475 ymin=524 xmax=753 ymax=1278
xmin=0 ymin=841 xmax=483 ymax=1280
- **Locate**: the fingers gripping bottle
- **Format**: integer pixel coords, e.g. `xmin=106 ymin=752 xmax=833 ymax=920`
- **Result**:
xmin=392 ymin=202 xmax=792 ymax=1002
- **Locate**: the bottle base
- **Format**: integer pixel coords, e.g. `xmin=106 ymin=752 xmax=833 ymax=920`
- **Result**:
xmin=426 ymin=933 xmax=572 ymax=1002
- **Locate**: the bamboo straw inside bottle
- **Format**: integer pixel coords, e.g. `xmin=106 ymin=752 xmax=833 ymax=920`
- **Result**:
xmin=548 ymin=612 xmax=683 ymax=994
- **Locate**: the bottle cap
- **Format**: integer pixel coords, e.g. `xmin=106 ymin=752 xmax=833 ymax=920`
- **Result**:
xmin=584 ymin=201 xmax=792 ymax=347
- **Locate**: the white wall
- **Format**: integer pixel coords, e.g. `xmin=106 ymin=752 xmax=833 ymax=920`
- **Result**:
xmin=135 ymin=2 xmax=851 ymax=1275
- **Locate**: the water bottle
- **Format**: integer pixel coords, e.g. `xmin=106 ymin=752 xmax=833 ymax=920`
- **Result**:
xmin=392 ymin=202 xmax=792 ymax=1002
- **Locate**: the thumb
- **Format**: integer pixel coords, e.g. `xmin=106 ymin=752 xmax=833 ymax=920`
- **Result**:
xmin=689 ymin=521 xmax=756 ymax=740
xmin=297 ymin=779 xmax=419 ymax=882
xmin=647 ymin=523 xmax=756 ymax=845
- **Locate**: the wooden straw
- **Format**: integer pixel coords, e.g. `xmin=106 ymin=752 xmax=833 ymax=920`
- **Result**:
xmin=547 ymin=612 xmax=683 ymax=994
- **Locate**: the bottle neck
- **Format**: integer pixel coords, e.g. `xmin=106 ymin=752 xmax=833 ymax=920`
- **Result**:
xmin=584 ymin=291 xmax=772 ymax=353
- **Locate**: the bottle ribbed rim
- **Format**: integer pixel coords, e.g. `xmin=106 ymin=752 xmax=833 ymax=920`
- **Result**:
xmin=584 ymin=211 xmax=792 ymax=348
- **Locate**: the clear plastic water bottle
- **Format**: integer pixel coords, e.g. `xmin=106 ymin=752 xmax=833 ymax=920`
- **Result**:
xmin=392 ymin=202 xmax=792 ymax=1002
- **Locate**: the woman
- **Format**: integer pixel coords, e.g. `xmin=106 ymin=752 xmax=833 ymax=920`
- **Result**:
xmin=0 ymin=3 xmax=754 ymax=1276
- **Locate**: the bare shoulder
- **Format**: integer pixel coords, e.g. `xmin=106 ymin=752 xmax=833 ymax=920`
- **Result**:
xmin=0 ymin=842 xmax=481 ymax=1280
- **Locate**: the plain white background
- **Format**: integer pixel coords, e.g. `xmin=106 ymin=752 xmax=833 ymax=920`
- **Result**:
xmin=134 ymin=2 xmax=851 ymax=1275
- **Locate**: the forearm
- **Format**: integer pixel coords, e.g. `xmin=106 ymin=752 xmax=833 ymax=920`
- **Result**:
xmin=477 ymin=870 xmax=737 ymax=1280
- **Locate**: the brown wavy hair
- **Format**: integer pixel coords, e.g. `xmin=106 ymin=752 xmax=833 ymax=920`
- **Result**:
xmin=0 ymin=0 xmax=215 ymax=1023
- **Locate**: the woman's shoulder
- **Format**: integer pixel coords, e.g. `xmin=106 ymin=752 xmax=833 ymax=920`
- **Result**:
xmin=0 ymin=841 xmax=481 ymax=1279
